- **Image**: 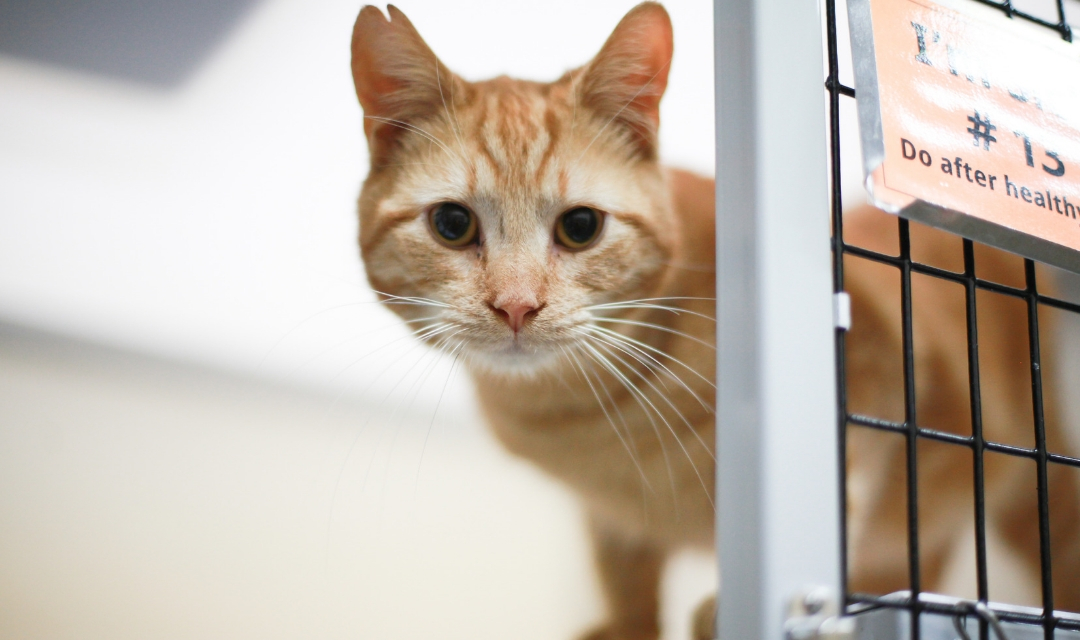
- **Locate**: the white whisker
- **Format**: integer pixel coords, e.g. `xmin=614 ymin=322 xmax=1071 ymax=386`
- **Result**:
xmin=379 ymin=330 xmax=467 ymax=500
xmin=285 ymin=315 xmax=446 ymax=381
xmin=590 ymin=296 xmax=716 ymax=305
xmin=257 ymin=298 xmax=403 ymax=369
xmin=369 ymin=290 xmax=454 ymax=309
xmin=590 ymin=317 xmax=715 ymax=350
xmin=322 ymin=329 xmax=452 ymax=571
xmin=582 ymin=333 xmax=716 ymax=465
xmin=586 ymin=302 xmax=716 ymax=323
xmin=415 ymin=339 xmax=466 ymax=487
xmin=560 ymin=345 xmax=653 ymax=493
xmin=582 ymin=325 xmax=716 ymax=412
xmin=566 ymin=344 xmax=655 ymax=511
xmin=324 ymin=322 xmax=453 ymax=390
xmin=577 ymin=327 xmax=674 ymax=393
xmin=435 ymin=60 xmax=468 ymax=162
xmin=585 ymin=324 xmax=715 ymax=390
xmin=363 ymin=116 xmax=466 ymax=170
xmin=577 ymin=340 xmax=713 ymax=509
xmin=355 ymin=328 xmax=466 ymax=496
xmin=573 ymin=341 xmax=680 ymax=511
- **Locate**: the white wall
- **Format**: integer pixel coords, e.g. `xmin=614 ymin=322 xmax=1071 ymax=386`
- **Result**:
xmin=0 ymin=0 xmax=715 ymax=405
xmin=0 ymin=2 xmax=718 ymax=639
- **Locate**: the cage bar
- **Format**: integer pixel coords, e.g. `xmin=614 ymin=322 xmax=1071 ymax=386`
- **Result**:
xmin=715 ymin=0 xmax=840 ymax=638
xmin=718 ymin=0 xmax=1080 ymax=636
xmin=829 ymin=0 xmax=1080 ymax=637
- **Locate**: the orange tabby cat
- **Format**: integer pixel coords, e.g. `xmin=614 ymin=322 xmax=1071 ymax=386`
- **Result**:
xmin=348 ymin=3 xmax=1080 ymax=638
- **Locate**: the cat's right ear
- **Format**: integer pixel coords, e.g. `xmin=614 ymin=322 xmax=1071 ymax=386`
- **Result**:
xmin=579 ymin=2 xmax=673 ymax=159
xmin=351 ymin=5 xmax=459 ymax=163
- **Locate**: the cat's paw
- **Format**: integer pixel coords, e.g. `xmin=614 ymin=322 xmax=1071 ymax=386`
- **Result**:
xmin=577 ymin=623 xmax=659 ymax=640
xmin=691 ymin=594 xmax=717 ymax=640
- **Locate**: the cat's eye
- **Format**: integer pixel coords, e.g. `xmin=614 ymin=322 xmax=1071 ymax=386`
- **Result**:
xmin=429 ymin=202 xmax=478 ymax=248
xmin=555 ymin=207 xmax=603 ymax=250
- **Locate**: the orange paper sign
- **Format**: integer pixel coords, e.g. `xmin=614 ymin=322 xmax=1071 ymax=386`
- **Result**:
xmin=851 ymin=0 xmax=1080 ymax=270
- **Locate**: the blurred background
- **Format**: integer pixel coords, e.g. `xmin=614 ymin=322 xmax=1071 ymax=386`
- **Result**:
xmin=5 ymin=0 xmax=1080 ymax=638
xmin=0 ymin=1 xmax=716 ymax=639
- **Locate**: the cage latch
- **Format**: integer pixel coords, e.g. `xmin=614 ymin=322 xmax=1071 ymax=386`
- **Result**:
xmin=784 ymin=587 xmax=855 ymax=640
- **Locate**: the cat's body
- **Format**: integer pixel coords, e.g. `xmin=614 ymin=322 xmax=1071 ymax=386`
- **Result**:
xmin=475 ymin=168 xmax=716 ymax=640
xmin=348 ymin=4 xmax=1080 ymax=639
xmin=475 ymin=167 xmax=717 ymax=549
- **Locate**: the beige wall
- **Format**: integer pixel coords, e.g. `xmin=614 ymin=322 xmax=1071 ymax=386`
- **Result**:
xmin=0 ymin=324 xmax=716 ymax=640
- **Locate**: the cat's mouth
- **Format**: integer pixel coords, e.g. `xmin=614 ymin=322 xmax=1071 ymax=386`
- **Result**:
xmin=466 ymin=347 xmax=561 ymax=375
xmin=455 ymin=330 xmax=571 ymax=374
xmin=484 ymin=332 xmax=555 ymax=357
xmin=411 ymin=309 xmax=589 ymax=374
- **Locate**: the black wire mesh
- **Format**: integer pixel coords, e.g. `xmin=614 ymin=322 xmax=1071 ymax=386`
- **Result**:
xmin=825 ymin=0 xmax=1080 ymax=637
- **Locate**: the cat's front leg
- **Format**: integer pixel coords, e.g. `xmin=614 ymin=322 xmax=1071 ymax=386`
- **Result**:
xmin=579 ymin=516 xmax=665 ymax=640
xmin=691 ymin=594 xmax=717 ymax=640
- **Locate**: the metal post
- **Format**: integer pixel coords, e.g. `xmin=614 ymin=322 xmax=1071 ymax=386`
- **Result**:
xmin=715 ymin=0 xmax=840 ymax=638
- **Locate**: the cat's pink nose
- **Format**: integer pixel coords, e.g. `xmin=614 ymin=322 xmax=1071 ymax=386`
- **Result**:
xmin=490 ymin=300 xmax=542 ymax=334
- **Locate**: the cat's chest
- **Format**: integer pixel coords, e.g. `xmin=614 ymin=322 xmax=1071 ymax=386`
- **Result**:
xmin=481 ymin=391 xmax=716 ymax=544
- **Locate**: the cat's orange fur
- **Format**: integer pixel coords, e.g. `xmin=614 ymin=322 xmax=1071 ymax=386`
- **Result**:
xmin=349 ymin=3 xmax=1080 ymax=638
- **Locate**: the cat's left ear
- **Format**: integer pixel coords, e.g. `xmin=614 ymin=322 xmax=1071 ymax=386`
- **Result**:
xmin=579 ymin=2 xmax=673 ymax=158
xmin=351 ymin=5 xmax=461 ymax=164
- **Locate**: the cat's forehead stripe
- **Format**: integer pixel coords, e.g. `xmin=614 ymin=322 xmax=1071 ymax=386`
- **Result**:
xmin=473 ymin=85 xmax=559 ymax=190
xmin=536 ymin=105 xmax=562 ymax=181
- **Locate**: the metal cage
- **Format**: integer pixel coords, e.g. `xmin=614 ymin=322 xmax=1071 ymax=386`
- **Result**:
xmin=716 ymin=0 xmax=1080 ymax=637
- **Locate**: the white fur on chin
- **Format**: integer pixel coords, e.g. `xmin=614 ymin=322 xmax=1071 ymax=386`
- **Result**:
xmin=462 ymin=342 xmax=564 ymax=378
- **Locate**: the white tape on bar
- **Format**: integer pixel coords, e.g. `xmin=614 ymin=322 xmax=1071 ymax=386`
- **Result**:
xmin=834 ymin=292 xmax=852 ymax=331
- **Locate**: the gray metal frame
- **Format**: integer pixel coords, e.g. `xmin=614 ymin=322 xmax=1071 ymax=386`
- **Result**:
xmin=715 ymin=0 xmax=841 ymax=637
xmin=851 ymin=593 xmax=1080 ymax=639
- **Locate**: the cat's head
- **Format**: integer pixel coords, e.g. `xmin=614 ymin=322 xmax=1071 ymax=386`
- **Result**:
xmin=351 ymin=2 xmax=677 ymax=375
